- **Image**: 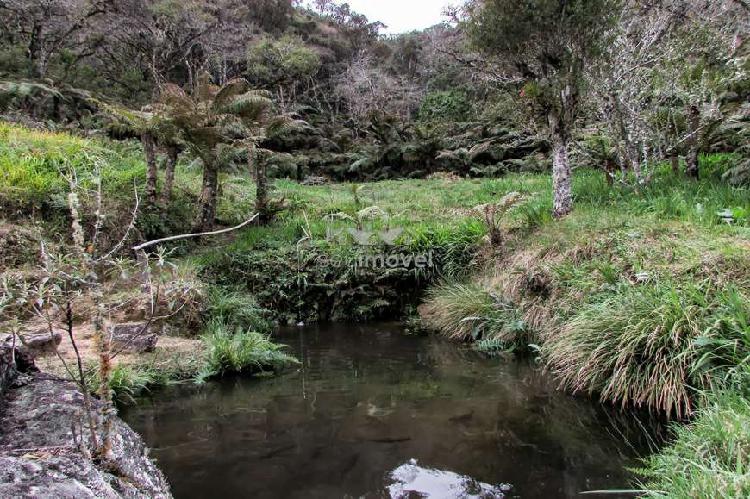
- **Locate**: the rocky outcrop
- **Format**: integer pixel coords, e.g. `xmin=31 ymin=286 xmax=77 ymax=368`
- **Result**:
xmin=109 ymin=323 xmax=158 ymax=353
xmin=0 ymin=345 xmax=172 ymax=498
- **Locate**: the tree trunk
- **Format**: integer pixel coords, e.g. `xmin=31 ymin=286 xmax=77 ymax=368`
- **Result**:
xmin=685 ymin=104 xmax=701 ymax=179
xmin=551 ymin=132 xmax=573 ymax=218
xmin=630 ymin=151 xmax=642 ymax=184
xmin=28 ymin=21 xmax=46 ymax=79
xmin=194 ymin=155 xmax=219 ymax=232
xmin=160 ymin=145 xmax=178 ymax=206
xmin=604 ymin=159 xmax=616 ymax=186
xmin=142 ymin=133 xmax=159 ymax=206
xmin=670 ymin=153 xmax=680 ymax=176
xmin=252 ymin=147 xmax=269 ymax=224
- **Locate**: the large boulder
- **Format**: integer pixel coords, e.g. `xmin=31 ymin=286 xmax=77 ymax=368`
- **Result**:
xmin=109 ymin=323 xmax=158 ymax=354
xmin=0 ymin=371 xmax=172 ymax=498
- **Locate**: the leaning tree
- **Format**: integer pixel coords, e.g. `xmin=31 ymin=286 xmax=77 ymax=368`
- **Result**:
xmin=462 ymin=0 xmax=618 ymax=217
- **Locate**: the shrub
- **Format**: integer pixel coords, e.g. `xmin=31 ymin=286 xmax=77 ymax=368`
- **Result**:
xmin=198 ymin=319 xmax=298 ymax=381
xmin=473 ymin=338 xmax=509 ymax=357
xmin=418 ymin=90 xmax=472 ymax=122
xmin=246 ymin=35 xmax=321 ymax=87
xmin=545 ymin=282 xmax=750 ymax=417
xmin=639 ymin=390 xmax=750 ymax=497
xmin=422 ymin=282 xmax=530 ymax=351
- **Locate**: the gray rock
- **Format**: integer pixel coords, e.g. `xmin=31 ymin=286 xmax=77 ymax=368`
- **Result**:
xmin=2 ymin=330 xmax=61 ymax=354
xmin=301 ymin=175 xmax=329 ymax=186
xmin=0 ymin=343 xmax=36 ymax=395
xmin=0 ymin=372 xmax=172 ymax=498
xmin=18 ymin=330 xmax=62 ymax=355
xmin=109 ymin=323 xmax=158 ymax=353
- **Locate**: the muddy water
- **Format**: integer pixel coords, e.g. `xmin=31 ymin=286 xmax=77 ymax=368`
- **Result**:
xmin=122 ymin=323 xmax=655 ymax=498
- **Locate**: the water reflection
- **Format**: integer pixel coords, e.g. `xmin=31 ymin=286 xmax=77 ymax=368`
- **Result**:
xmin=387 ymin=459 xmax=511 ymax=498
xmin=123 ymin=323 xmax=656 ymax=499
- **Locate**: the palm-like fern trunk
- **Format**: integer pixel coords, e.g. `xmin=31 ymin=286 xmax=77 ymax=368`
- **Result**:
xmin=252 ymin=146 xmax=269 ymax=224
xmin=142 ymin=133 xmax=159 ymax=206
xmin=195 ymin=154 xmax=219 ymax=232
xmin=161 ymin=144 xmax=179 ymax=206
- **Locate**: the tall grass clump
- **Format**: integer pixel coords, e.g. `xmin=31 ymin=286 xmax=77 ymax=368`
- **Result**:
xmin=85 ymin=363 xmax=161 ymax=406
xmin=205 ymin=286 xmax=272 ymax=334
xmin=198 ymin=319 xmax=298 ymax=381
xmin=422 ymin=282 xmax=530 ymax=351
xmin=406 ymin=220 xmax=486 ymax=278
xmin=638 ymin=390 xmax=750 ymax=497
xmin=545 ymin=281 xmax=750 ymax=417
xmin=107 ymin=364 xmax=157 ymax=405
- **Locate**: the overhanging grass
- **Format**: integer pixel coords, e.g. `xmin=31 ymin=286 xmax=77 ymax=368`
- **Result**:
xmin=421 ymin=281 xmax=531 ymax=351
xmin=544 ymin=281 xmax=750 ymax=417
xmin=638 ymin=390 xmax=750 ymax=498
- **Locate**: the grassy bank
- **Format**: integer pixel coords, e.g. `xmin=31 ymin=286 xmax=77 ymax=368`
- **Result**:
xmin=421 ymin=162 xmax=750 ymax=415
xmin=413 ymin=159 xmax=749 ymax=494
xmin=3 ymin=122 xmax=750 ymax=493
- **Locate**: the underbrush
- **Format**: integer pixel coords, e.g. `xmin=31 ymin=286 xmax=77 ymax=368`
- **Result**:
xmin=205 ymin=285 xmax=273 ymax=333
xmin=107 ymin=364 xmax=160 ymax=405
xmin=200 ymin=217 xmax=486 ymax=324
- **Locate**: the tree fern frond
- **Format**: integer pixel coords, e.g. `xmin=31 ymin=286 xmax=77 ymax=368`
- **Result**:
xmin=219 ymin=92 xmax=273 ymax=119
xmin=213 ymin=78 xmax=251 ymax=108
xmin=266 ymin=116 xmax=307 ymax=138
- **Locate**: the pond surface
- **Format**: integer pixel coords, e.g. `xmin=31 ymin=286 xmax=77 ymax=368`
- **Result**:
xmin=123 ymin=323 xmax=656 ymax=499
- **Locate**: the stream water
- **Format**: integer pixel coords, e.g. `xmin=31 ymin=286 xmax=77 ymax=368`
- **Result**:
xmin=122 ymin=323 xmax=656 ymax=499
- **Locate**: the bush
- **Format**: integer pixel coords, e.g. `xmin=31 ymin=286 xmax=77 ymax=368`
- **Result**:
xmin=545 ymin=282 xmax=750 ymax=417
xmin=418 ymin=90 xmax=473 ymax=122
xmin=422 ymin=282 xmax=530 ymax=351
xmin=639 ymin=390 xmax=750 ymax=497
xmin=198 ymin=319 xmax=298 ymax=381
xmin=246 ymin=35 xmax=321 ymax=87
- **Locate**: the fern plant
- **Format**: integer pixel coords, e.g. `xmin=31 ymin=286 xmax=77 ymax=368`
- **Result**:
xmin=160 ymin=73 xmax=295 ymax=230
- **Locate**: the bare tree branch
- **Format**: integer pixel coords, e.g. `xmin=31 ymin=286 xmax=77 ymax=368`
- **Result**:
xmin=132 ymin=213 xmax=259 ymax=252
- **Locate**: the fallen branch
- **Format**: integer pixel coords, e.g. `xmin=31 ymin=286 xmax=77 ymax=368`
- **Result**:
xmin=132 ymin=214 xmax=259 ymax=252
